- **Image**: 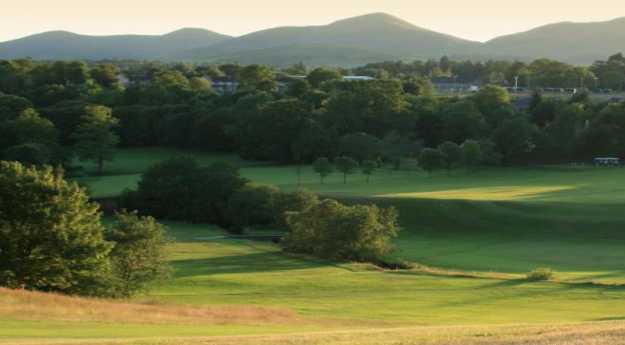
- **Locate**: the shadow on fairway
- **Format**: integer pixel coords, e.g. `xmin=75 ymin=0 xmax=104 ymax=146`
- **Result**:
xmin=171 ymin=251 xmax=329 ymax=277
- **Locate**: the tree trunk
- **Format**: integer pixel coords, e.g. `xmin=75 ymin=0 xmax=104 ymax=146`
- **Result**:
xmin=296 ymin=165 xmax=301 ymax=186
xmin=97 ymin=156 xmax=104 ymax=175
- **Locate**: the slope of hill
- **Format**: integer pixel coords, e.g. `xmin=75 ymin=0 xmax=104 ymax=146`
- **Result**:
xmin=2 ymin=14 xmax=625 ymax=65
xmin=0 ymin=28 xmax=231 ymax=60
xmin=483 ymin=17 xmax=625 ymax=64
xmin=181 ymin=13 xmax=481 ymax=66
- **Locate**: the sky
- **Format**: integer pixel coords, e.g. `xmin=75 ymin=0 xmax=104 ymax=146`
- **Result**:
xmin=2 ymin=0 xmax=624 ymax=43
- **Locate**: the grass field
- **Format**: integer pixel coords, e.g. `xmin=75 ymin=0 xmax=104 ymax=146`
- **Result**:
xmin=8 ymin=148 xmax=625 ymax=344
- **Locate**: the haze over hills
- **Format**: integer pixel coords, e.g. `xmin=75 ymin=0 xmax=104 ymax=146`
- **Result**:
xmin=482 ymin=17 xmax=625 ymax=64
xmin=0 ymin=28 xmax=232 ymax=60
xmin=182 ymin=13 xmax=481 ymax=66
xmin=1 ymin=13 xmax=624 ymax=66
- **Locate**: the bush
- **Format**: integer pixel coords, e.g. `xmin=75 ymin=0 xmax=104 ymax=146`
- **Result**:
xmin=107 ymin=211 xmax=172 ymax=297
xmin=3 ymin=143 xmax=52 ymax=165
xmin=121 ymin=157 xmax=247 ymax=225
xmin=526 ymin=267 xmax=554 ymax=281
xmin=419 ymin=148 xmax=444 ymax=175
xmin=283 ymin=199 xmax=399 ymax=262
xmin=273 ymin=189 xmax=319 ymax=229
xmin=226 ymin=184 xmax=280 ymax=233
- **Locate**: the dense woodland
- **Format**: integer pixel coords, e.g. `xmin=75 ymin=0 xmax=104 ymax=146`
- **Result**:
xmin=2 ymin=56 xmax=625 ymax=172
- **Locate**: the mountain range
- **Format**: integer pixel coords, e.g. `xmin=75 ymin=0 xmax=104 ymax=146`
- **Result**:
xmin=1 ymin=13 xmax=624 ymax=66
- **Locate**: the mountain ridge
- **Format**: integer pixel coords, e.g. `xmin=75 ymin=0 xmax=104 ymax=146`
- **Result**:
xmin=1 ymin=13 xmax=624 ymax=66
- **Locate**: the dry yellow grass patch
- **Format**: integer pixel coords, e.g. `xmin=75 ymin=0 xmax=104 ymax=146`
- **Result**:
xmin=8 ymin=322 xmax=625 ymax=345
xmin=0 ymin=288 xmax=297 ymax=325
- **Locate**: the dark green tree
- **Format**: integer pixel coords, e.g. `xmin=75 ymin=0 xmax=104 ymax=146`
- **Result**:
xmin=461 ymin=140 xmax=482 ymax=171
xmin=438 ymin=141 xmax=463 ymax=173
xmin=313 ymin=157 xmax=334 ymax=184
xmin=419 ymin=148 xmax=444 ymax=176
xmin=226 ymin=184 xmax=279 ymax=232
xmin=335 ymin=156 xmax=359 ymax=184
xmin=307 ymin=67 xmax=342 ymax=88
xmin=72 ymin=105 xmax=119 ymax=174
xmin=361 ymin=160 xmax=377 ymax=183
xmin=492 ymin=116 xmax=537 ymax=165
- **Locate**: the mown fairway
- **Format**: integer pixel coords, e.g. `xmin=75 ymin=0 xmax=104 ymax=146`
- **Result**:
xmin=79 ymin=149 xmax=625 ymax=283
xmin=10 ymin=148 xmax=622 ymax=343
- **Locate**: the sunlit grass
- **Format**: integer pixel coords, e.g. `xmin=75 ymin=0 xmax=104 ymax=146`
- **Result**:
xmin=379 ymin=185 xmax=575 ymax=201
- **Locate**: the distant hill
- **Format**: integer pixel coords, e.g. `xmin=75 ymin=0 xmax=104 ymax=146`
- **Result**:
xmin=0 ymin=28 xmax=231 ymax=60
xmin=182 ymin=13 xmax=481 ymax=66
xmin=1 ymin=14 xmax=625 ymax=66
xmin=483 ymin=17 xmax=625 ymax=64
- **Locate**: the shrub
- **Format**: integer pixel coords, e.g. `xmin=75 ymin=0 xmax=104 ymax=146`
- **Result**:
xmin=283 ymin=199 xmax=399 ymax=262
xmin=3 ymin=142 xmax=52 ymax=165
xmin=526 ymin=267 xmax=554 ymax=281
xmin=273 ymin=189 xmax=320 ymax=228
xmin=418 ymin=148 xmax=444 ymax=175
xmin=121 ymin=157 xmax=247 ymax=225
xmin=107 ymin=211 xmax=172 ymax=297
xmin=438 ymin=141 xmax=462 ymax=172
xmin=226 ymin=184 xmax=280 ymax=233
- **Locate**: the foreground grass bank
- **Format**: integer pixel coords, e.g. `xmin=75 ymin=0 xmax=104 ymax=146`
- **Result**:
xmin=4 ymin=221 xmax=625 ymax=344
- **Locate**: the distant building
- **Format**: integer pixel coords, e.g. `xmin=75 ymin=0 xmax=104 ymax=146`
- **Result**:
xmin=211 ymin=80 xmax=239 ymax=94
xmin=593 ymin=157 xmax=620 ymax=166
xmin=343 ymin=76 xmax=375 ymax=81
xmin=432 ymin=82 xmax=478 ymax=93
xmin=117 ymin=74 xmax=130 ymax=87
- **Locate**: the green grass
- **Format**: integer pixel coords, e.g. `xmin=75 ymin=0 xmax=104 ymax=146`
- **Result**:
xmin=150 ymin=223 xmax=625 ymax=325
xmin=79 ymin=150 xmax=625 ymax=283
xmin=14 ymin=148 xmax=624 ymax=342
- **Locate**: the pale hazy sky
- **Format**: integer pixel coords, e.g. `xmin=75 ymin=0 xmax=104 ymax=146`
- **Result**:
xmin=2 ymin=0 xmax=624 ymax=42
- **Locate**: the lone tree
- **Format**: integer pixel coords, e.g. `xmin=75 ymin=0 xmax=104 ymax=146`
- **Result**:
xmin=419 ymin=148 xmax=444 ymax=176
xmin=313 ymin=157 xmax=334 ymax=184
xmin=72 ymin=105 xmax=119 ymax=175
xmin=107 ymin=211 xmax=171 ymax=297
xmin=335 ymin=156 xmax=359 ymax=184
xmin=283 ymin=199 xmax=399 ymax=262
xmin=0 ymin=161 xmax=112 ymax=295
xmin=461 ymin=140 xmax=482 ymax=171
xmin=361 ymin=160 xmax=377 ymax=183
xmin=438 ymin=141 xmax=463 ymax=173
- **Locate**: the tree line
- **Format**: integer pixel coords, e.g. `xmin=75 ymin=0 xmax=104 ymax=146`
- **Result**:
xmin=1 ymin=58 xmax=625 ymax=174
xmin=353 ymin=54 xmax=625 ymax=91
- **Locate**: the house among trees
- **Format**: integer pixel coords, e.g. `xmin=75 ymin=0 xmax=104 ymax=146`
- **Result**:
xmin=593 ymin=157 xmax=620 ymax=166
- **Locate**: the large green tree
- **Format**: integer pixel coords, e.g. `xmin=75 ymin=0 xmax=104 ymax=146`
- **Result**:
xmin=0 ymin=162 xmax=112 ymax=295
